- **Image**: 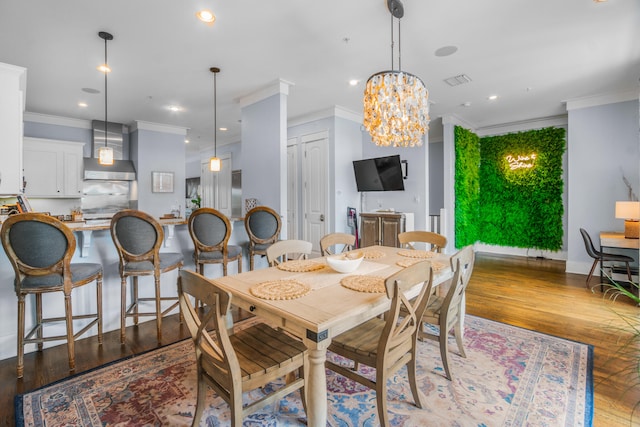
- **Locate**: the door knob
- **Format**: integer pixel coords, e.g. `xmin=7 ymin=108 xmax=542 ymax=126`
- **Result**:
xmin=320 ymin=214 xmax=325 ymax=222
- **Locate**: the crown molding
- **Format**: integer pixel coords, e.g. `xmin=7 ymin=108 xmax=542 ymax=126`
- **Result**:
xmin=130 ymin=120 xmax=187 ymax=135
xmin=475 ymin=115 xmax=568 ymax=137
xmin=238 ymin=79 xmax=295 ymax=108
xmin=24 ymin=112 xmax=93 ymax=129
xmin=441 ymin=114 xmax=476 ymax=132
xmin=564 ymin=90 xmax=638 ymax=111
xmin=289 ymin=105 xmax=362 ymax=128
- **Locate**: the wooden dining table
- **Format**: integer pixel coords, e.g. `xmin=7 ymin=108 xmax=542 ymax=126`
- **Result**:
xmin=214 ymin=244 xmax=453 ymax=427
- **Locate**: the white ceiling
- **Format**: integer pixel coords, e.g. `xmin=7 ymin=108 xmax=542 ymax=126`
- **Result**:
xmin=0 ymin=0 xmax=638 ymax=156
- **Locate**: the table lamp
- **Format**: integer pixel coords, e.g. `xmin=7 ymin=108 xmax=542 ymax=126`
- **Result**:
xmin=615 ymin=201 xmax=640 ymax=239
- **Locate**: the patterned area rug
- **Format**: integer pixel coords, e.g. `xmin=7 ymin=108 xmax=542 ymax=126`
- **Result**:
xmin=16 ymin=316 xmax=592 ymax=426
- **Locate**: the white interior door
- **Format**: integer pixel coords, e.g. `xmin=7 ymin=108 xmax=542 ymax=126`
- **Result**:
xmin=302 ymin=131 xmax=328 ymax=255
xmin=287 ymin=139 xmax=298 ymax=239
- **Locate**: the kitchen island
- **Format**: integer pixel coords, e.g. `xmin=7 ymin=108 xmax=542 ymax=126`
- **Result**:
xmin=0 ymin=214 xmax=249 ymax=362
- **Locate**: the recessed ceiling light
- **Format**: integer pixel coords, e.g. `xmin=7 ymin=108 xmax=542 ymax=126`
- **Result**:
xmin=78 ymin=102 xmax=88 ymax=108
xmin=196 ymin=9 xmax=215 ymax=24
xmin=435 ymin=45 xmax=458 ymax=57
xmin=219 ymin=127 xmax=228 ymax=131
xmin=349 ymin=79 xmax=359 ymax=86
xmin=488 ymin=95 xmax=498 ymax=100
xmin=184 ymin=139 xmax=190 ymax=144
xmin=462 ymin=102 xmax=471 ymax=107
xmin=97 ymin=64 xmax=111 ymax=73
xmin=168 ymin=105 xmax=183 ymax=112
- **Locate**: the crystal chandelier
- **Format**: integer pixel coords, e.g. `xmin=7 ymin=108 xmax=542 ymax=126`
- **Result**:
xmin=363 ymin=0 xmax=429 ymax=148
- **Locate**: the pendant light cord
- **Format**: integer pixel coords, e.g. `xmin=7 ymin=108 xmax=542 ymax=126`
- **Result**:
xmin=104 ymin=36 xmax=108 ymax=148
xmin=389 ymin=6 xmax=402 ymax=71
xmin=213 ymin=71 xmax=217 ymax=157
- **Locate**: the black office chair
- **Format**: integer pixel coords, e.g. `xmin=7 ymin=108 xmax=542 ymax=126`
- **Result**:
xmin=579 ymin=228 xmax=633 ymax=289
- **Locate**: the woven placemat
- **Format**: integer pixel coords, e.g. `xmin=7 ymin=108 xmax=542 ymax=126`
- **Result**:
xmin=396 ymin=258 xmax=448 ymax=271
xmin=361 ymin=249 xmax=385 ymax=260
xmin=397 ymin=249 xmax=437 ymax=259
xmin=340 ymin=275 xmax=386 ymax=293
xmin=277 ymin=260 xmax=325 ymax=273
xmin=250 ymin=280 xmax=311 ymax=300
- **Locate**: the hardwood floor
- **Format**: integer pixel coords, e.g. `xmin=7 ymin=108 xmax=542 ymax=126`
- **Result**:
xmin=1 ymin=252 xmax=639 ymax=426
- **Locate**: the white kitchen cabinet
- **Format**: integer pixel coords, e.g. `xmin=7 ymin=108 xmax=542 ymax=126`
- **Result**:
xmin=0 ymin=63 xmax=26 ymax=195
xmin=23 ymin=138 xmax=84 ymax=198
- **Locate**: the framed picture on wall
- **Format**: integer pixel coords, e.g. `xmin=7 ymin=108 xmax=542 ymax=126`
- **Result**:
xmin=152 ymin=171 xmax=174 ymax=193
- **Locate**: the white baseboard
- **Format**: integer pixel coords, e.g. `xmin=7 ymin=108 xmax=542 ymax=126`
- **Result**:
xmin=475 ymin=243 xmax=567 ymax=261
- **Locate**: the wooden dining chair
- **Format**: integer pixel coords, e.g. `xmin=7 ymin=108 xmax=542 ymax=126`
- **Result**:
xmin=325 ymin=261 xmax=434 ymax=427
xmin=319 ymin=232 xmax=356 ymax=256
xmin=244 ymin=206 xmax=282 ymax=270
xmin=266 ymin=239 xmax=313 ymax=266
xmin=178 ymin=270 xmax=307 ymax=426
xmin=188 ymin=207 xmax=242 ymax=277
xmin=418 ymin=245 xmax=475 ymax=380
xmin=1 ymin=213 xmax=103 ymax=378
xmin=398 ymin=230 xmax=447 ymax=253
xmin=110 ymin=209 xmax=184 ymax=344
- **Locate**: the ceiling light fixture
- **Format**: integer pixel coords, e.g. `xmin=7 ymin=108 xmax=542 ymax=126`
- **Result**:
xmin=209 ymin=67 xmax=221 ymax=172
xmin=97 ymin=31 xmax=114 ymax=166
xmin=363 ymin=0 xmax=429 ymax=148
xmin=197 ymin=9 xmax=215 ymax=24
xmin=488 ymin=94 xmax=498 ymax=100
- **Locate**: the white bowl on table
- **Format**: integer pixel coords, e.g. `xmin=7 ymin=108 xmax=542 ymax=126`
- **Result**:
xmin=326 ymin=251 xmax=364 ymax=273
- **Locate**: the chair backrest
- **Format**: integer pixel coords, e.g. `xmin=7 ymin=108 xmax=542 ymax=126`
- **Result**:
xmin=379 ymin=261 xmax=434 ymax=370
xmin=579 ymin=228 xmax=599 ymax=259
xmin=188 ymin=207 xmax=231 ymax=255
xmin=244 ymin=206 xmax=281 ymax=245
xmin=1 ymin=213 xmax=75 ymax=290
xmin=398 ymin=231 xmax=447 ymax=252
xmin=267 ymin=239 xmax=313 ymax=266
xmin=319 ymin=232 xmax=356 ymax=256
xmin=110 ymin=209 xmax=163 ymax=265
xmin=442 ymin=245 xmax=475 ymax=330
xmin=178 ymin=270 xmax=238 ymax=394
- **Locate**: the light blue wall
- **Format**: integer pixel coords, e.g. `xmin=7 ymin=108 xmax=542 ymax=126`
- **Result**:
xmin=241 ymin=94 xmax=286 ymax=217
xmin=130 ymin=128 xmax=186 ymax=217
xmin=429 ymin=141 xmax=444 ymax=216
xmin=334 ymin=117 xmax=363 ymax=233
xmin=360 ymin=133 xmax=428 ymax=230
xmin=24 ymin=122 xmax=91 ymax=152
xmin=566 ymin=100 xmax=640 ymax=273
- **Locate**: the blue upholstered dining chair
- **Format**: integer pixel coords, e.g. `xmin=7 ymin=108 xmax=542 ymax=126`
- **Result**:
xmin=188 ymin=207 xmax=242 ymax=276
xmin=110 ymin=209 xmax=183 ymax=344
xmin=1 ymin=213 xmax=103 ymax=378
xmin=244 ymin=205 xmax=281 ymax=270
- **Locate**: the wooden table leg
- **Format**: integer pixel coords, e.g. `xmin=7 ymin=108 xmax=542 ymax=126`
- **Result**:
xmin=303 ymin=337 xmax=329 ymax=427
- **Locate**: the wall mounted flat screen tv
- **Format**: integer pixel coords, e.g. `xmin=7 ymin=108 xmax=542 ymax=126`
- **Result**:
xmin=353 ymin=155 xmax=404 ymax=192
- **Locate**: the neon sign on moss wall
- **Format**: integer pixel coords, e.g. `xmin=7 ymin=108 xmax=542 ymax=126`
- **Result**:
xmin=505 ymin=153 xmax=536 ymax=170
xmin=454 ymin=126 xmax=566 ymax=251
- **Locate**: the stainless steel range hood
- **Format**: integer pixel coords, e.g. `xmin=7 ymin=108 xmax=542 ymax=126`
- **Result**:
xmin=83 ymin=157 xmax=136 ymax=180
xmin=85 ymin=120 xmax=136 ymax=180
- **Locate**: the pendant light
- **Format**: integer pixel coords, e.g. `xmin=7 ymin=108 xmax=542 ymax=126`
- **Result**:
xmin=363 ymin=0 xmax=429 ymax=148
xmin=97 ymin=31 xmax=114 ymax=165
xmin=209 ymin=67 xmax=221 ymax=172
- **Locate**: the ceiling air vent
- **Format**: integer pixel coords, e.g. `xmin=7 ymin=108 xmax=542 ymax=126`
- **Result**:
xmin=444 ymin=74 xmax=472 ymax=87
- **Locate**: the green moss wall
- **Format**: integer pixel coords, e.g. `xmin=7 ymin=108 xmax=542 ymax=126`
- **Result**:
xmin=454 ymin=126 xmax=565 ymax=250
